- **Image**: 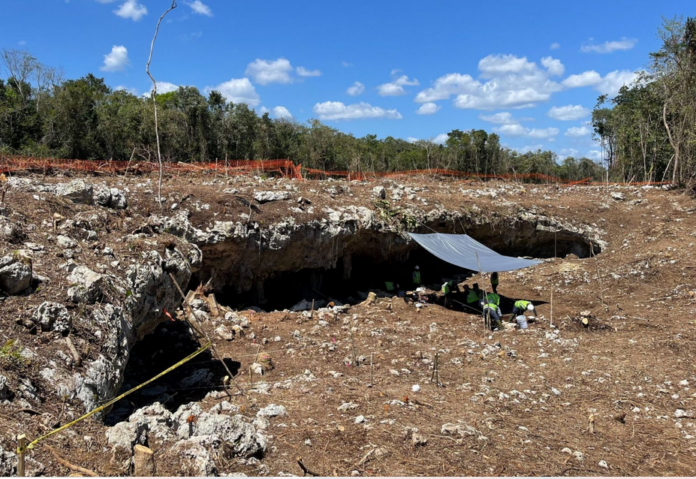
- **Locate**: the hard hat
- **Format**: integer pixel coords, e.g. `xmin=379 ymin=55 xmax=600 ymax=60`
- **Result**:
xmin=527 ymin=304 xmax=534 ymax=311
xmin=415 ymin=265 xmax=419 ymax=270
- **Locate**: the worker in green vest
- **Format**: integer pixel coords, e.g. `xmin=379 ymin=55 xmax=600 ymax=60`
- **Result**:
xmin=512 ymin=299 xmax=536 ymax=317
xmin=463 ymin=284 xmax=480 ymax=305
xmin=482 ymin=301 xmax=502 ymax=330
xmin=484 ymin=291 xmax=500 ymax=307
xmin=412 ymin=265 xmax=421 ymax=287
xmin=385 ymin=281 xmax=397 ymax=292
xmin=490 ymin=272 xmax=499 ymax=294
xmin=441 ymin=280 xmax=455 ymax=295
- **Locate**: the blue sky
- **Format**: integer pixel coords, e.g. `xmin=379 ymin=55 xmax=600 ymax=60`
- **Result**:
xmin=1 ymin=0 xmax=693 ymax=160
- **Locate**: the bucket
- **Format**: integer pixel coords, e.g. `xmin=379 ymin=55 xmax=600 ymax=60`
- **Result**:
xmin=516 ymin=315 xmax=528 ymax=329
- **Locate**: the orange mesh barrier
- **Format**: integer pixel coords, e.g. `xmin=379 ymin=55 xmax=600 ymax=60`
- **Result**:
xmin=0 ymin=155 xmax=672 ymax=187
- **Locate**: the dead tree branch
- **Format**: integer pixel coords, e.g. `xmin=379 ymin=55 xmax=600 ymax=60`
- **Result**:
xmin=146 ymin=0 xmax=177 ymax=208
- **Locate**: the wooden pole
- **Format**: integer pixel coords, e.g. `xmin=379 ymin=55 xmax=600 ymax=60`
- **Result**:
xmin=17 ymin=434 xmax=26 ymax=477
xmin=370 ymin=352 xmax=374 ymax=386
xmin=133 ymin=445 xmax=156 ymax=476
xmin=475 ymin=252 xmax=489 ymax=333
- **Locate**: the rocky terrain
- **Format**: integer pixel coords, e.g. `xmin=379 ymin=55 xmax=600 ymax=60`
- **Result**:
xmin=0 ymin=171 xmax=695 ymax=476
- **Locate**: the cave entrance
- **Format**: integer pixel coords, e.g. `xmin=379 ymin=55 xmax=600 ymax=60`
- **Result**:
xmin=214 ymin=227 xmax=600 ymax=312
xmin=104 ymin=321 xmax=240 ymax=425
xmin=218 ymin=249 xmax=480 ymax=312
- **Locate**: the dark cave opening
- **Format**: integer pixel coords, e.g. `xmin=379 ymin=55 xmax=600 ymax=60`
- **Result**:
xmin=105 ymin=321 xmax=240 ymax=425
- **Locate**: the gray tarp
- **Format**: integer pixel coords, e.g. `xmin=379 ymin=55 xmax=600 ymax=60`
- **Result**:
xmin=408 ymin=233 xmax=541 ymax=273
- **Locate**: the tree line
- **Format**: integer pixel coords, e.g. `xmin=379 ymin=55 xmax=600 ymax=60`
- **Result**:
xmin=592 ymin=15 xmax=696 ymax=185
xmin=0 ymin=49 xmax=606 ymax=181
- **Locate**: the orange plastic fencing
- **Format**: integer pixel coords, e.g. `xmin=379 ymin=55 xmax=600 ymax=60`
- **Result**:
xmin=0 ymin=155 xmax=672 ymax=187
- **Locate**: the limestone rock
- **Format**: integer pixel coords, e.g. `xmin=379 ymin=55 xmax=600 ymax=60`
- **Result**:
xmin=254 ymin=191 xmax=290 ymax=203
xmin=0 ymin=374 xmax=12 ymax=400
xmin=67 ymin=266 xmax=104 ymax=304
xmin=372 ymin=186 xmax=386 ymax=200
xmin=32 ymin=301 xmax=72 ymax=333
xmin=257 ymin=404 xmax=287 ymax=418
xmin=57 ymin=179 xmax=93 ymax=204
xmin=0 ymin=255 xmax=32 ymax=295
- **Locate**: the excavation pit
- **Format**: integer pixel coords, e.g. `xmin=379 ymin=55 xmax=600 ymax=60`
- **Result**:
xmin=210 ymin=224 xmax=600 ymax=312
xmin=105 ymin=321 xmax=240 ymax=425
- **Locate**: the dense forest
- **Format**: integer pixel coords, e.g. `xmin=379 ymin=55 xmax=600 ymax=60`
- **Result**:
xmin=13 ymin=17 xmax=696 ymax=184
xmin=593 ymin=15 xmax=696 ymax=184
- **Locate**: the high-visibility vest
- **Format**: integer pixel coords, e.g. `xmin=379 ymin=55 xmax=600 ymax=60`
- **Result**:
xmin=483 ymin=304 xmax=499 ymax=313
xmin=515 ymin=300 xmax=531 ymax=309
xmin=441 ymin=282 xmax=452 ymax=295
xmin=413 ymin=271 xmax=421 ymax=284
xmin=487 ymin=293 xmax=500 ymax=306
xmin=385 ymin=281 xmax=395 ymax=291
xmin=466 ymin=289 xmax=479 ymax=304
xmin=491 ymin=272 xmax=499 ymax=285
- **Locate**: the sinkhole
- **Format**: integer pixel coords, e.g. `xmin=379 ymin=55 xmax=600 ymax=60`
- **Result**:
xmin=105 ymin=320 xmax=240 ymax=425
xmin=208 ymin=222 xmax=601 ymax=312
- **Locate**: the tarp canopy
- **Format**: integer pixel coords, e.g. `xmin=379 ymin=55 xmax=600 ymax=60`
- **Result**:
xmin=408 ymin=233 xmax=541 ymax=273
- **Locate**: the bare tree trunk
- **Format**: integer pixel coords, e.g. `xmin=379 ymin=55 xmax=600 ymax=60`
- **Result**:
xmin=663 ymin=101 xmax=680 ymax=184
xmin=146 ymin=1 xmax=178 ymax=208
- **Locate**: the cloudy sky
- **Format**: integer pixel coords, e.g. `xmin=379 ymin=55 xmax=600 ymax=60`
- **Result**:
xmin=1 ymin=0 xmax=692 ymax=160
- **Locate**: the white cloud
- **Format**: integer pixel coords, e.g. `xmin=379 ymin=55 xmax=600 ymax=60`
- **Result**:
xmin=245 ymin=58 xmax=293 ymax=85
xmin=313 ymin=101 xmax=402 ymax=121
xmin=346 ymin=81 xmax=365 ymax=96
xmin=562 ymin=70 xmax=602 ymax=88
xmin=565 ymin=126 xmax=592 ymax=137
xmin=206 ymin=78 xmax=260 ymax=106
xmin=341 ymin=61 xmax=353 ymax=68
xmin=296 ymin=66 xmax=321 ymax=77
xmin=562 ymin=69 xmax=637 ymax=96
xmin=100 ymin=45 xmax=130 ymax=72
xmin=595 ymin=70 xmax=637 ymax=96
xmin=550 ymin=42 xmax=560 ymax=50
xmin=153 ymin=81 xmax=178 ymax=94
xmin=406 ymin=137 xmax=419 ymax=143
xmin=377 ymin=74 xmax=419 ymax=96
xmin=114 ymin=0 xmax=147 ymax=21
xmin=416 ymin=102 xmax=441 ymax=115
xmin=496 ymin=124 xmax=559 ymax=138
xmin=432 ymin=133 xmax=449 ymax=144
xmin=478 ymin=54 xmax=537 ymax=77
xmin=272 ymin=106 xmax=292 ymax=119
xmin=114 ymin=85 xmax=138 ymax=95
xmin=587 ymin=150 xmax=603 ymax=161
xmin=559 ymin=148 xmax=579 ymax=159
xmin=581 ymin=37 xmax=637 ymax=54
xmin=186 ymin=0 xmax=212 ymax=16
xmin=258 ymin=106 xmax=269 ymax=115
xmin=541 ymin=56 xmax=564 ymax=76
xmin=548 ymin=104 xmax=590 ymax=121
xmin=416 ymin=54 xmax=563 ymax=110
xmin=517 ymin=144 xmax=545 ymax=153
xmin=479 ymin=112 xmax=520 ymax=125
xmin=95 ymin=0 xmax=117 ymax=2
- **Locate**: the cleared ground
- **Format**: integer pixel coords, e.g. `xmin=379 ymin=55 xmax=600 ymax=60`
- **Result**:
xmin=1 ymin=173 xmax=695 ymax=476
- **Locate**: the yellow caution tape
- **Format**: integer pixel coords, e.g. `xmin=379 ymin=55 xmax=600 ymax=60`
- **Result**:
xmin=21 ymin=340 xmax=211 ymax=453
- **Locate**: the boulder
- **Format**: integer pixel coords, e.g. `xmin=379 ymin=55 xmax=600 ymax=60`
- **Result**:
xmin=372 ymin=186 xmax=386 ymax=200
xmin=57 ymin=179 xmax=93 ymax=204
xmin=256 ymin=404 xmax=287 ymax=418
xmin=56 ymin=235 xmax=78 ymax=249
xmin=254 ymin=191 xmax=290 ymax=203
xmin=32 ymin=302 xmax=72 ymax=333
xmin=109 ymin=188 xmax=128 ymax=209
xmin=67 ymin=266 xmax=104 ymax=304
xmin=0 ymin=374 xmax=12 ymax=400
xmin=0 ymin=255 xmax=32 ymax=295
xmin=94 ymin=185 xmax=112 ymax=207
